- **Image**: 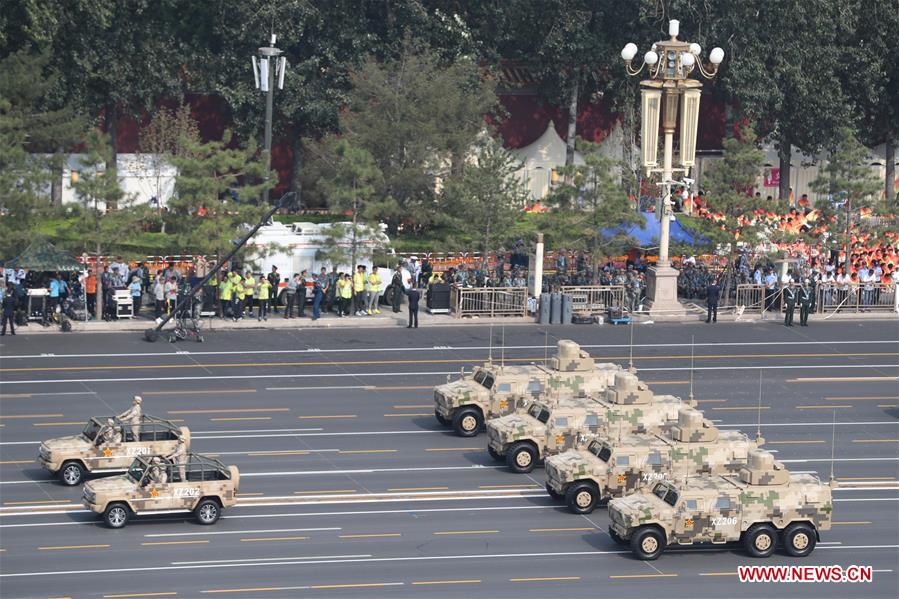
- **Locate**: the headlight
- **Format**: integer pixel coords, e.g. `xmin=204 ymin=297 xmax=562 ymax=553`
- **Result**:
xmin=39 ymin=446 xmax=51 ymax=460
xmin=82 ymin=489 xmax=96 ymax=504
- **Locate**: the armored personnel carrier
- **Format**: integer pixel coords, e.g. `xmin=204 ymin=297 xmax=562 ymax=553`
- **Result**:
xmin=545 ymin=407 xmax=761 ymax=513
xmin=607 ymin=449 xmax=833 ymax=560
xmin=38 ymin=415 xmax=190 ymax=485
xmin=433 ymin=340 xmax=621 ymax=437
xmin=485 ymin=371 xmax=683 ymax=473
xmin=83 ymin=453 xmax=239 ymax=528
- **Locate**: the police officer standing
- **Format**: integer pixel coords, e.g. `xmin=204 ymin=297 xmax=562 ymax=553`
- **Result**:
xmin=798 ymin=279 xmax=813 ymax=327
xmin=406 ymin=286 xmax=420 ymax=328
xmin=783 ymin=282 xmax=797 ymax=327
xmin=117 ymin=396 xmax=142 ymax=441
xmin=705 ymin=277 xmax=720 ymax=323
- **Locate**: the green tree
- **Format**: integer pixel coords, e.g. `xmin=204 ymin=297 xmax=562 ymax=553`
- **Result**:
xmin=73 ymin=129 xmax=144 ymax=320
xmin=167 ymin=131 xmax=273 ymax=259
xmin=811 ymin=127 xmax=883 ymax=274
xmin=334 ymin=43 xmax=498 ymax=234
xmin=443 ymin=137 xmax=530 ymax=262
xmin=0 ymin=50 xmax=83 ymax=257
xmin=312 ymin=138 xmax=383 ymax=271
xmin=691 ymin=127 xmax=767 ymax=302
xmin=546 ymin=138 xmax=640 ymax=278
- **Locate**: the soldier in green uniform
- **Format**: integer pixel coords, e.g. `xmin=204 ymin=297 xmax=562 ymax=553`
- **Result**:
xmin=783 ymin=281 xmax=797 ymax=327
xmin=798 ymin=279 xmax=813 ymax=327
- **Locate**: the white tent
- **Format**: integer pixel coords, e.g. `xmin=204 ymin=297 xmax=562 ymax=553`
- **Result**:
xmin=510 ymin=123 xmax=584 ymax=200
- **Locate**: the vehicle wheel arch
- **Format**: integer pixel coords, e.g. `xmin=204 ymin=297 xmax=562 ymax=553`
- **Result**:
xmin=784 ymin=519 xmax=820 ymax=541
xmin=196 ymin=495 xmax=223 ymax=509
xmin=61 ymin=458 xmax=89 ymax=473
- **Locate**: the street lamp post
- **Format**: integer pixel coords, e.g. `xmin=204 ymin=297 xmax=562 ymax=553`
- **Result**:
xmin=621 ymin=20 xmax=723 ymax=317
xmin=252 ymin=35 xmax=287 ymax=205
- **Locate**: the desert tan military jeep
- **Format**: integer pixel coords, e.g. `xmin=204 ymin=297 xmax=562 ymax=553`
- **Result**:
xmin=82 ymin=453 xmax=239 ymax=528
xmin=545 ymin=407 xmax=760 ymax=513
xmin=433 ymin=340 xmax=620 ymax=437
xmin=38 ymin=415 xmax=190 ymax=486
xmin=486 ymin=371 xmax=683 ymax=474
xmin=607 ymin=450 xmax=833 ymax=560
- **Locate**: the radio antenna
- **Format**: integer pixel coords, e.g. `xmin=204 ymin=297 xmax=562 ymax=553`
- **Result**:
xmin=755 ymin=371 xmax=764 ymax=445
xmin=688 ymin=335 xmax=696 ymax=406
xmin=501 ymin=325 xmax=505 ymax=368
xmin=829 ymin=408 xmax=837 ymax=485
xmin=628 ymin=319 xmax=636 ymax=374
xmin=544 ymin=329 xmax=548 ymax=367
xmin=488 ymin=324 xmax=493 ymax=365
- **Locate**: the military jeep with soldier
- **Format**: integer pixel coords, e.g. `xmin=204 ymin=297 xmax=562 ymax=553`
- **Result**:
xmin=82 ymin=453 xmax=239 ymax=528
xmin=545 ymin=407 xmax=761 ymax=513
xmin=433 ymin=340 xmax=621 ymax=437
xmin=38 ymin=415 xmax=190 ymax=486
xmin=486 ymin=371 xmax=684 ymax=474
xmin=607 ymin=449 xmax=833 ymax=560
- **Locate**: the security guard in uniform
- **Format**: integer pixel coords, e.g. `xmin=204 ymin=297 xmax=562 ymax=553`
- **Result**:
xmin=798 ymin=279 xmax=813 ymax=327
xmin=783 ymin=281 xmax=797 ymax=327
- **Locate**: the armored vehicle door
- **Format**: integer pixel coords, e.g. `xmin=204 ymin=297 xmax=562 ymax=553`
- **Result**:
xmin=546 ymin=413 xmax=579 ymax=455
xmin=91 ymin=422 xmax=126 ymax=471
xmin=673 ymin=496 xmax=703 ymax=543
xmin=491 ymin=380 xmax=516 ymax=416
xmin=707 ymin=494 xmax=742 ymax=543
xmin=641 ymin=451 xmax=668 ymax=488
xmin=170 ymin=460 xmax=205 ymax=510
xmin=140 ymin=461 xmax=177 ymax=511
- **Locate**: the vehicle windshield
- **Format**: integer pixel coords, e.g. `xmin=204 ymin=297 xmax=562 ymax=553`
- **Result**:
xmin=588 ymin=440 xmax=612 ymax=462
xmin=527 ymin=404 xmax=550 ymax=424
xmin=82 ymin=420 xmax=100 ymax=441
xmin=652 ymin=483 xmax=678 ymax=507
xmin=127 ymin=459 xmax=147 ymax=484
xmin=473 ymin=369 xmax=495 ymax=390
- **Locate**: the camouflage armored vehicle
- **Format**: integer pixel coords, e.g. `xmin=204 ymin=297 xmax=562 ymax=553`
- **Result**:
xmin=486 ymin=371 xmax=683 ymax=473
xmin=607 ymin=449 xmax=833 ymax=560
xmin=545 ymin=407 xmax=761 ymax=513
xmin=433 ymin=340 xmax=621 ymax=437
xmin=82 ymin=453 xmax=239 ymax=528
xmin=38 ymin=415 xmax=190 ymax=486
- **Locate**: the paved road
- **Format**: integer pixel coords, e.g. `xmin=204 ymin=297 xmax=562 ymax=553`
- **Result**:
xmin=0 ymin=320 xmax=897 ymax=598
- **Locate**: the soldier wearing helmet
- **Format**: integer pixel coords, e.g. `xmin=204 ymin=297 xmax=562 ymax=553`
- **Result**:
xmin=118 ymin=396 xmax=142 ymax=441
xmin=96 ymin=418 xmax=122 ymax=446
xmin=166 ymin=436 xmax=188 ymax=482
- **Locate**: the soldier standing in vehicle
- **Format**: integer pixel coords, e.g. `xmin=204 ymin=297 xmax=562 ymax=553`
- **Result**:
xmin=117 ymin=396 xmax=142 ymax=441
xmin=165 ymin=437 xmax=188 ymax=482
xmin=798 ymin=279 xmax=813 ymax=327
xmin=783 ymin=281 xmax=797 ymax=327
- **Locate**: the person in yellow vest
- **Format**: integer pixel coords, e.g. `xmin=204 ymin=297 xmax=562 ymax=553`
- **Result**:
xmin=232 ymin=271 xmax=245 ymax=321
xmin=428 ymin=271 xmax=444 ymax=285
xmin=256 ymin=274 xmax=271 ymax=321
xmin=243 ymin=270 xmax=256 ymax=317
xmin=367 ymin=266 xmax=382 ymax=314
xmin=336 ymin=272 xmax=352 ymax=317
xmin=219 ymin=272 xmax=232 ymax=318
xmin=353 ymin=265 xmax=367 ymax=316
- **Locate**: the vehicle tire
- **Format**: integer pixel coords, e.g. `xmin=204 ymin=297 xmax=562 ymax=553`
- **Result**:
xmin=630 ymin=526 xmax=665 ymax=560
xmin=565 ymin=481 xmax=599 ymax=514
xmin=434 ymin=411 xmax=449 ymax=427
xmin=545 ymin=483 xmax=563 ymax=501
xmin=194 ymin=499 xmax=221 ymax=525
xmin=59 ymin=461 xmax=84 ymax=486
xmin=452 ymin=407 xmax=483 ymax=438
xmin=609 ymin=528 xmax=628 ymax=546
xmin=783 ymin=522 xmax=816 ymax=557
xmin=506 ymin=442 xmax=538 ymax=473
xmin=743 ymin=523 xmax=778 ymax=558
xmin=487 ymin=446 xmax=503 ymax=462
xmin=103 ymin=502 xmax=130 ymax=529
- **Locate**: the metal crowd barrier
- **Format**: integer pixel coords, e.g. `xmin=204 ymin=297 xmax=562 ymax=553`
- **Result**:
xmin=451 ymin=286 xmax=528 ymax=318
xmin=735 ymin=284 xmax=783 ymax=313
xmin=816 ymin=283 xmax=896 ymax=313
xmin=559 ymin=285 xmax=625 ymax=315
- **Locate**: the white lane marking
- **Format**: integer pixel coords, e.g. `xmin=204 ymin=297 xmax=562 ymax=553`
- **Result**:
xmin=5 ymin=545 xmax=899 ymax=578
xmin=192 ymin=430 xmax=443 ymax=441
xmin=176 ymin=554 xmax=373 ymax=565
xmin=2 ymin=339 xmax=895 ymax=360
xmin=193 ymin=428 xmax=323 ymax=434
xmin=4 ymin=363 xmax=898 ymax=386
xmin=144 ymin=527 xmax=342 ymax=538
xmin=198 ymin=584 xmax=406 ymax=593
xmin=0 ymin=504 xmax=557 ymax=529
xmin=833 ymin=498 xmax=899 ymax=502
xmin=722 ymin=421 xmax=899 ymax=428
xmin=210 ymin=449 xmax=341 ymax=456
xmin=240 ymin=465 xmax=500 ymax=478
xmin=782 ymin=458 xmax=899 ymax=463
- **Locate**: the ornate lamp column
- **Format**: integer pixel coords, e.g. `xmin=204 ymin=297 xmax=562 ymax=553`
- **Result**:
xmin=621 ymin=20 xmax=724 ymax=317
